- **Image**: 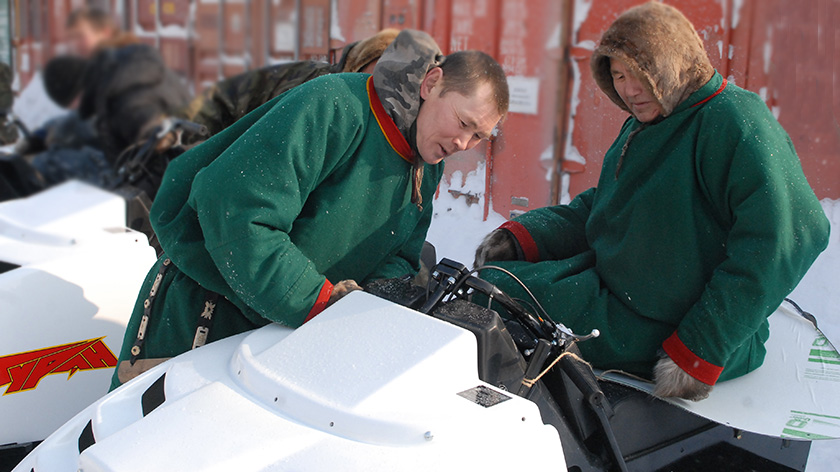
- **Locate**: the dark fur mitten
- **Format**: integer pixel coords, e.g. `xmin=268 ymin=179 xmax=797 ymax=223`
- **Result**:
xmin=474 ymin=229 xmax=519 ymax=268
xmin=653 ymin=356 xmax=713 ymax=401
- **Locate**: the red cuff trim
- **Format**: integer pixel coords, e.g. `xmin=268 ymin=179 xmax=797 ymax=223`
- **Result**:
xmin=367 ymin=76 xmax=414 ymax=163
xmin=304 ymin=279 xmax=334 ymax=323
xmin=662 ymin=332 xmax=723 ymax=385
xmin=500 ymin=220 xmax=540 ymax=263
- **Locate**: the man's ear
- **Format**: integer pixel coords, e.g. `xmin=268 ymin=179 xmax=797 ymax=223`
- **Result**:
xmin=420 ymin=67 xmax=443 ymax=100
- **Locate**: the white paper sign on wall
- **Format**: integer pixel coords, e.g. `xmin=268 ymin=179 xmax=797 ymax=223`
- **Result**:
xmin=506 ymin=76 xmax=540 ymax=115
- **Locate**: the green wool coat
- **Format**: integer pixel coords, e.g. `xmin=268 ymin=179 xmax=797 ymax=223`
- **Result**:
xmin=112 ymin=73 xmax=442 ymax=388
xmin=484 ymin=72 xmax=829 ymax=384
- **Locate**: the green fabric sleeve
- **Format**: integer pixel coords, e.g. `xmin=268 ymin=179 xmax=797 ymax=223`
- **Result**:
xmin=363 ymin=199 xmax=433 ymax=282
xmin=187 ymin=78 xmax=366 ymax=327
xmin=510 ymin=187 xmax=595 ymax=262
xmin=671 ymin=109 xmax=830 ymax=374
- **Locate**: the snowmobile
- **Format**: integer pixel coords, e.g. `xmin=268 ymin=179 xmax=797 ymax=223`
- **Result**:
xmin=0 ymin=181 xmax=157 ymax=470
xmin=10 ymin=257 xmax=839 ymax=471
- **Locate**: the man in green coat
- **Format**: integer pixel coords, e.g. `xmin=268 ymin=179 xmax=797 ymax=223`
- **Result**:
xmin=112 ymin=30 xmax=509 ymax=388
xmin=474 ymin=3 xmax=829 ymax=401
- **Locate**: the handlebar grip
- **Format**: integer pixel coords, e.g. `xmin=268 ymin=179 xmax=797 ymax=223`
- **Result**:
xmin=174 ymin=120 xmax=210 ymax=138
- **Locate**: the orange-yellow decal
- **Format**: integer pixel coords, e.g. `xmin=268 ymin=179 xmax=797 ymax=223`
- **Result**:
xmin=1 ymin=338 xmax=118 ymax=395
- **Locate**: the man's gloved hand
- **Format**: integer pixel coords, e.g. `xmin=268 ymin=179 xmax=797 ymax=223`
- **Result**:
xmin=653 ymin=356 xmax=713 ymax=401
xmin=474 ymin=229 xmax=520 ymax=268
xmin=327 ymin=279 xmax=363 ymax=307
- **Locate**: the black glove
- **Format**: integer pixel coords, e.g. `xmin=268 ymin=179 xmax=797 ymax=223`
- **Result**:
xmin=474 ymin=228 xmax=522 ymax=268
xmin=653 ymin=356 xmax=713 ymax=401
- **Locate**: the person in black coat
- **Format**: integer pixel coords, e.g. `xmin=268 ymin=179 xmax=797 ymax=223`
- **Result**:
xmin=44 ymin=43 xmax=190 ymax=165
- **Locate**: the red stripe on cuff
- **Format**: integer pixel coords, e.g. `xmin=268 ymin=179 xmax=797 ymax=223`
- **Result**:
xmin=304 ymin=279 xmax=334 ymax=324
xmin=662 ymin=332 xmax=723 ymax=385
xmin=500 ymin=220 xmax=540 ymax=262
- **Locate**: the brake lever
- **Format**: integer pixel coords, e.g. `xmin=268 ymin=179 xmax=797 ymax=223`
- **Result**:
xmin=553 ymin=324 xmax=600 ymax=347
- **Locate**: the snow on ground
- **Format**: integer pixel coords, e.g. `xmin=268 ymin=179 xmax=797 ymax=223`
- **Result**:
xmin=794 ymin=199 xmax=840 ymax=472
xmin=426 ymin=164 xmax=507 ymax=266
xmin=428 ymin=171 xmax=840 ymax=471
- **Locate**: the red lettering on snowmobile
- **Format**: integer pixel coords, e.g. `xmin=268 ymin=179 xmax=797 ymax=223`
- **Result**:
xmin=0 ymin=338 xmax=118 ymax=395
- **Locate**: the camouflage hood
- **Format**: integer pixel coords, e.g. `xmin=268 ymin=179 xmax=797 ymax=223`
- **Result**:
xmin=372 ymin=29 xmax=443 ymax=142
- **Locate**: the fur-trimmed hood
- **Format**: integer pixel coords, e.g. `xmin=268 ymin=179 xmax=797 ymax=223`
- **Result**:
xmin=338 ymin=28 xmax=400 ymax=73
xmin=590 ymin=2 xmax=714 ymax=117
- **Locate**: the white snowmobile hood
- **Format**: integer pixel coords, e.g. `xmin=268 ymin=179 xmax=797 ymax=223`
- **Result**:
xmin=14 ymin=292 xmax=564 ymax=471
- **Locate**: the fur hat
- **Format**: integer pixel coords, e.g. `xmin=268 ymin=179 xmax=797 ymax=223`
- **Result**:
xmin=43 ymin=56 xmax=89 ymax=107
xmin=590 ymin=2 xmax=714 ymax=117
xmin=340 ymin=28 xmax=401 ymax=73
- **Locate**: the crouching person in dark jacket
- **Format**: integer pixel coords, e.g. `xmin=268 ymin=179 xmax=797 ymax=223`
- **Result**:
xmin=474 ymin=2 xmax=830 ymax=401
xmin=44 ymin=44 xmax=190 ymax=166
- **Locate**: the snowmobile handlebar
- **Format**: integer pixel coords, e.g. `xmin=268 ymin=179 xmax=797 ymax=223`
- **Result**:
xmin=421 ymin=258 xmax=600 ymax=348
xmin=422 ymin=259 xmax=556 ymax=343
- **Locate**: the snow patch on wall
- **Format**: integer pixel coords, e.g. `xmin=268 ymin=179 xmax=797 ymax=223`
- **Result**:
xmin=576 ymin=39 xmax=595 ymax=51
xmin=546 ymin=22 xmax=562 ymax=50
xmin=764 ymin=26 xmax=774 ymax=74
xmin=563 ymin=59 xmax=587 ymax=170
xmin=559 ymin=172 xmax=572 ymax=205
xmin=573 ymin=0 xmax=592 ymax=33
xmin=732 ymin=0 xmax=745 ymax=29
xmin=790 ymin=198 xmax=840 ymax=349
xmin=540 ymin=145 xmax=554 ymax=182
xmin=330 ymin=0 xmax=345 ymax=42
xmin=157 ymin=24 xmax=190 ymax=39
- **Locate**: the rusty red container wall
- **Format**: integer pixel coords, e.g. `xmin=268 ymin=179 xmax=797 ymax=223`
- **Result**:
xmin=566 ymin=0 xmax=839 ymax=200
xmin=246 ymin=0 xmax=269 ymax=69
xmin=420 ymin=0 xmax=562 ymax=220
xmin=489 ymin=0 xmax=562 ymax=219
xmin=335 ymin=0 xmax=381 ymax=43
xmin=429 ymin=0 xmax=499 ymax=195
xmin=134 ymin=0 xmax=190 ymax=30
xmin=8 ymin=0 xmax=838 ymax=201
xmin=764 ymin=0 xmax=840 ymax=200
xmin=159 ymin=37 xmax=190 ymax=76
xmin=269 ymin=0 xmax=297 ymax=58
xmin=381 ymin=0 xmax=421 ymax=30
xmin=298 ymin=0 xmax=331 ymax=60
xmin=192 ymin=3 xmax=220 ymax=93
xmin=135 ymin=0 xmax=156 ymax=31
